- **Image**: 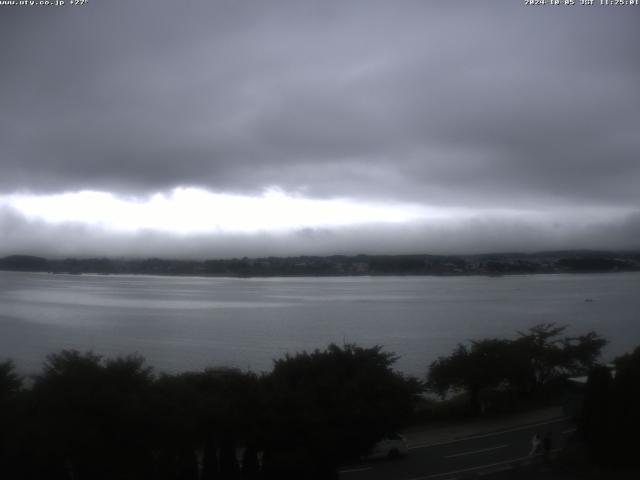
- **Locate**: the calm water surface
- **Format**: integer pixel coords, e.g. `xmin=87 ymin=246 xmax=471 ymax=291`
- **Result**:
xmin=1 ymin=271 xmax=639 ymax=376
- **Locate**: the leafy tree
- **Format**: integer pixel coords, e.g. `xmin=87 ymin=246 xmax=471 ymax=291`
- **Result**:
xmin=515 ymin=323 xmax=569 ymax=389
xmin=561 ymin=331 xmax=609 ymax=374
xmin=515 ymin=323 xmax=607 ymax=393
xmin=240 ymin=445 xmax=260 ymax=480
xmin=427 ymin=324 xmax=607 ymax=413
xmin=427 ymin=339 xmax=516 ymax=414
xmin=0 ymin=345 xmax=422 ymax=479
xmin=579 ymin=364 xmax=612 ymax=465
xmin=29 ymin=350 xmax=156 ymax=480
xmin=100 ymin=354 xmax=156 ymax=478
xmin=609 ymin=346 xmax=640 ymax=466
xmin=148 ymin=372 xmax=201 ymax=480
xmin=0 ymin=360 xmax=21 ymax=399
xmin=0 ymin=360 xmax=23 ymax=476
xmin=149 ymin=367 xmax=262 ymax=480
xmin=193 ymin=368 xmax=261 ymax=480
xmin=262 ymin=344 xmax=423 ymax=478
xmin=579 ymin=345 xmax=640 ymax=468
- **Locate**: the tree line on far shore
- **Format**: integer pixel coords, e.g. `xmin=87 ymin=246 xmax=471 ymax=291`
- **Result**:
xmin=2 ymin=251 xmax=639 ymax=277
xmin=0 ymin=323 xmax=637 ymax=479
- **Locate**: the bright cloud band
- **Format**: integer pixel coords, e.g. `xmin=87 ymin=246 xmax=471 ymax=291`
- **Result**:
xmin=2 ymin=187 xmax=632 ymax=239
xmin=2 ymin=187 xmax=441 ymax=234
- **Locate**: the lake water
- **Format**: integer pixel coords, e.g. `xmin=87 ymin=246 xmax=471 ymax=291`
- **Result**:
xmin=1 ymin=271 xmax=639 ymax=377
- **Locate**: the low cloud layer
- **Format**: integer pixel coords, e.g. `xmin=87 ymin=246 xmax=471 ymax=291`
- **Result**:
xmin=2 ymin=204 xmax=639 ymax=259
xmin=1 ymin=1 xmax=639 ymax=255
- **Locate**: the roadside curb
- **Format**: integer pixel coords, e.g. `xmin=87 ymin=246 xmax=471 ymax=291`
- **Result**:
xmin=399 ymin=453 xmax=560 ymax=479
xmin=405 ymin=414 xmax=569 ymax=449
xmin=447 ymin=415 xmax=568 ymax=441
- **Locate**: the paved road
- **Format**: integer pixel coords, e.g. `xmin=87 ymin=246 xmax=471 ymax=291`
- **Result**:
xmin=339 ymin=418 xmax=574 ymax=480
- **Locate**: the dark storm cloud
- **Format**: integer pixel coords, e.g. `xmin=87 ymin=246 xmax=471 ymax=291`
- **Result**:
xmin=1 ymin=0 xmax=639 ymax=211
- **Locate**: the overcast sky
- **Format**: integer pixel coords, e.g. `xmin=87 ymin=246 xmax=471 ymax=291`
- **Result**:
xmin=1 ymin=0 xmax=639 ymax=258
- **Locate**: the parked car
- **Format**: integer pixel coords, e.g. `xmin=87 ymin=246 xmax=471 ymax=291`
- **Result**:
xmin=366 ymin=433 xmax=409 ymax=460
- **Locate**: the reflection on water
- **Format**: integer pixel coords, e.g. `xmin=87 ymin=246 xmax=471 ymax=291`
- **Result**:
xmin=1 ymin=271 xmax=639 ymax=376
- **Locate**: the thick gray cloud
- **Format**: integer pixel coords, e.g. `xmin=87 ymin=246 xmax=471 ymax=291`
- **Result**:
xmin=1 ymin=0 xmax=639 ymax=254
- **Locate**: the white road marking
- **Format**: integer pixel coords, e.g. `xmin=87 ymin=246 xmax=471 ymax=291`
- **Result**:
xmin=405 ymin=455 xmax=531 ymax=480
xmin=339 ymin=466 xmax=373 ymax=474
xmin=407 ymin=417 xmax=569 ymax=450
xmin=477 ymin=465 xmax=514 ymax=476
xmin=405 ymin=449 xmax=564 ymax=480
xmin=562 ymin=428 xmax=576 ymax=435
xmin=444 ymin=444 xmax=508 ymax=459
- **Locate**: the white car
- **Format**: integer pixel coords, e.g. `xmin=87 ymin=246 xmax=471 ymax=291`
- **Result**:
xmin=366 ymin=433 xmax=409 ymax=460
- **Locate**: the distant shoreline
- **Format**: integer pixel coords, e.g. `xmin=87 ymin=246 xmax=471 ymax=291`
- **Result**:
xmin=1 ymin=250 xmax=639 ymax=278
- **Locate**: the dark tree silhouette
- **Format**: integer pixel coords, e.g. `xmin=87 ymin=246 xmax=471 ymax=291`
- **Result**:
xmin=149 ymin=373 xmax=201 ymax=480
xmin=150 ymin=367 xmax=262 ymax=480
xmin=609 ymin=346 xmax=640 ymax=466
xmin=515 ymin=324 xmax=607 ymax=393
xmin=0 ymin=360 xmax=23 ymax=476
xmin=262 ymin=343 xmax=423 ymax=478
xmin=427 ymin=339 xmax=515 ymax=414
xmin=579 ymin=364 xmax=613 ymax=465
xmin=579 ymin=345 xmax=640 ymax=468
xmin=28 ymin=350 xmax=156 ymax=480
xmin=0 ymin=360 xmax=21 ymax=399
xmin=427 ymin=324 xmax=607 ymax=413
xmin=240 ymin=445 xmax=260 ymax=480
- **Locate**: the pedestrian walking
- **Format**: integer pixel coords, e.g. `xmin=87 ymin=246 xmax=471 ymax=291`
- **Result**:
xmin=529 ymin=433 xmax=541 ymax=457
xmin=543 ymin=431 xmax=553 ymax=462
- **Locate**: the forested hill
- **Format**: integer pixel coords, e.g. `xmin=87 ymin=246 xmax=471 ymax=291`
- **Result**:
xmin=1 ymin=251 xmax=639 ymax=277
